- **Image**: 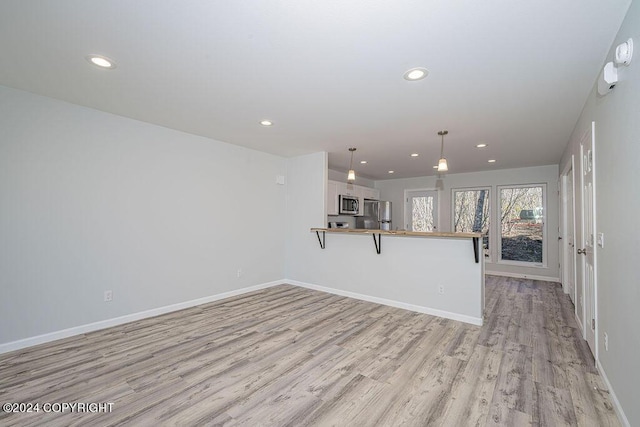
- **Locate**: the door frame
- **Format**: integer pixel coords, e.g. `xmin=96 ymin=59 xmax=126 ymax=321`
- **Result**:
xmin=560 ymin=155 xmax=577 ymax=304
xmin=403 ymin=188 xmax=439 ymax=231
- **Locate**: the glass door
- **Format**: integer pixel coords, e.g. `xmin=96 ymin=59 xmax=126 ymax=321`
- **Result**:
xmin=405 ymin=190 xmax=438 ymax=231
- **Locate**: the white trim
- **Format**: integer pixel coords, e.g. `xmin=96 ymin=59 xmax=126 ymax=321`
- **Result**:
xmin=287 ymin=279 xmax=483 ymax=326
xmin=0 ymin=280 xmax=285 ymax=355
xmin=559 ymin=155 xmax=577 ymax=303
xmin=596 ymin=359 xmax=630 ymax=427
xmin=496 ymin=259 xmax=547 ymax=269
xmin=590 ymin=120 xmax=599 ymax=362
xmin=485 ymin=270 xmax=560 ymax=283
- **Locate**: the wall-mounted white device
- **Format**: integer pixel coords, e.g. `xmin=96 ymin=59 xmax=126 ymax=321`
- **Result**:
xmin=598 ymin=62 xmax=618 ymax=96
xmin=614 ymin=38 xmax=633 ymax=66
xmin=598 ymin=38 xmax=633 ymax=96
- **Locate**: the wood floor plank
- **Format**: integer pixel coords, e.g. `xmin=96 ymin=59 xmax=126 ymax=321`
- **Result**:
xmin=372 ymin=354 xmax=465 ymax=426
xmin=532 ymin=382 xmax=578 ymax=427
xmin=440 ymin=344 xmax=503 ymax=426
xmin=299 ymin=374 xmax=390 ymax=426
xmin=486 ymin=405 xmax=532 ymax=426
xmin=582 ymin=371 xmax=621 ymax=427
xmin=0 ymin=276 xmax=622 ymax=426
xmin=444 ymin=324 xmax=481 ymax=361
xmin=489 ymin=341 xmax=535 ymax=415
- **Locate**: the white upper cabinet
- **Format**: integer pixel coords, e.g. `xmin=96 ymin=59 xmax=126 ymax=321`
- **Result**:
xmin=361 ymin=187 xmax=380 ymax=200
xmin=341 ymin=182 xmax=357 ymax=196
xmin=327 ymin=181 xmax=338 ymax=215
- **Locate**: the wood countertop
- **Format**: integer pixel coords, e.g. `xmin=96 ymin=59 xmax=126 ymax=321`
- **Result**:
xmin=310 ymin=228 xmax=481 ymax=239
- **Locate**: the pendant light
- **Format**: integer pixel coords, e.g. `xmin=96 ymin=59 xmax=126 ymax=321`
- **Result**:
xmin=347 ymin=147 xmax=357 ymax=182
xmin=437 ymin=130 xmax=449 ymax=172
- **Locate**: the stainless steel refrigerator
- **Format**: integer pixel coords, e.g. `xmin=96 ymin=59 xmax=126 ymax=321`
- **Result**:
xmin=356 ymin=200 xmax=392 ymax=230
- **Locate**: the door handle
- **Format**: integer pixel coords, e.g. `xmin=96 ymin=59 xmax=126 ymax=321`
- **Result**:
xmin=577 ymin=248 xmax=586 ymax=255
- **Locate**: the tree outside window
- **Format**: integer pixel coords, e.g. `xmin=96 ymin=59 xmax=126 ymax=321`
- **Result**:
xmin=499 ymin=185 xmax=545 ymax=264
xmin=453 ymin=188 xmax=490 ymax=258
xmin=412 ymin=196 xmax=434 ymax=232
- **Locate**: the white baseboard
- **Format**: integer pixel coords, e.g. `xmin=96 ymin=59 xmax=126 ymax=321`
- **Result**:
xmin=1 ymin=278 xmax=484 ymax=354
xmin=485 ymin=270 xmax=561 ymax=283
xmin=0 ymin=280 xmax=285 ymax=355
xmin=596 ymin=359 xmax=630 ymax=427
xmin=286 ymin=279 xmax=483 ymax=326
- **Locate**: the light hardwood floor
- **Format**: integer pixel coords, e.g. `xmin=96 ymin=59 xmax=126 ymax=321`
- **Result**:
xmin=0 ymin=276 xmax=620 ymax=426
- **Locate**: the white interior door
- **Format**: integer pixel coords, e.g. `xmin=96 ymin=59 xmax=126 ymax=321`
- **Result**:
xmin=579 ymin=122 xmax=597 ymax=357
xmin=405 ymin=190 xmax=438 ymax=231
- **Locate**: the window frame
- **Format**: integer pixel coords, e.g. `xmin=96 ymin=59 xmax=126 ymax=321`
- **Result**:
xmin=497 ymin=183 xmax=547 ymax=268
xmin=451 ymin=186 xmax=492 ymax=262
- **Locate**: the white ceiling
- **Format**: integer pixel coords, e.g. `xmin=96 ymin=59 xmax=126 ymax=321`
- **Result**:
xmin=0 ymin=0 xmax=630 ymax=179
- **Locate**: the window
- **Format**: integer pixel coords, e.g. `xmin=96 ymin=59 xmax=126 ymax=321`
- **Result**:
xmin=453 ymin=188 xmax=490 ymax=258
xmin=405 ymin=190 xmax=438 ymax=231
xmin=499 ymin=185 xmax=546 ymax=265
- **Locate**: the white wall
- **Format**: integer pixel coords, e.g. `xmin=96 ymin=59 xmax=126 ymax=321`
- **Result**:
xmin=374 ymin=165 xmax=560 ymax=280
xmin=287 ymin=155 xmax=483 ymax=324
xmin=559 ymin=2 xmax=639 ymax=424
xmin=0 ymin=85 xmax=286 ymax=346
xmin=285 ymin=152 xmax=328 ymax=280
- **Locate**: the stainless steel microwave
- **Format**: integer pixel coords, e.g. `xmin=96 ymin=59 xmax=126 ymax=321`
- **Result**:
xmin=339 ymin=195 xmax=359 ymax=215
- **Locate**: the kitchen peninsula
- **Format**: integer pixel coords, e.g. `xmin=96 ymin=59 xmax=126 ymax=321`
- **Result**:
xmin=305 ymin=227 xmax=484 ymax=325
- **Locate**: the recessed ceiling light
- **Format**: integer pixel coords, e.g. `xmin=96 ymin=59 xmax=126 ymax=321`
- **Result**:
xmin=86 ymin=55 xmax=116 ymax=69
xmin=488 ymin=159 xmax=496 ymax=163
xmin=476 ymin=143 xmax=488 ymax=148
xmin=360 ymin=160 xmax=367 ymax=164
xmin=388 ymin=170 xmax=395 ymax=174
xmin=410 ymin=153 xmax=419 ymax=157
xmin=259 ymin=120 xmax=273 ymax=126
xmin=403 ymin=67 xmax=429 ymax=81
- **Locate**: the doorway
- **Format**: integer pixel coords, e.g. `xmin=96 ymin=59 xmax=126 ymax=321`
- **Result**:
xmin=561 ymin=159 xmax=576 ymax=305
xmin=404 ymin=189 xmax=438 ymax=231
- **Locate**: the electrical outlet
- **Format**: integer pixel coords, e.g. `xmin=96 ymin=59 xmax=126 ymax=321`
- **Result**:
xmin=438 ymin=285 xmax=445 ymax=295
xmin=597 ymin=232 xmax=604 ymax=248
xmin=104 ymin=290 xmax=113 ymax=302
xmin=237 ymin=269 xmax=242 ymax=278
xmin=604 ymin=332 xmax=609 ymax=351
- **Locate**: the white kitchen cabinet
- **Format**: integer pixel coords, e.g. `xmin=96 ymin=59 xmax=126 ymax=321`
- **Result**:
xmin=361 ymin=187 xmax=380 ymax=200
xmin=342 ymin=182 xmax=357 ymax=197
xmin=328 ymin=180 xmax=379 ymax=216
xmin=327 ymin=181 xmax=339 ymax=215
